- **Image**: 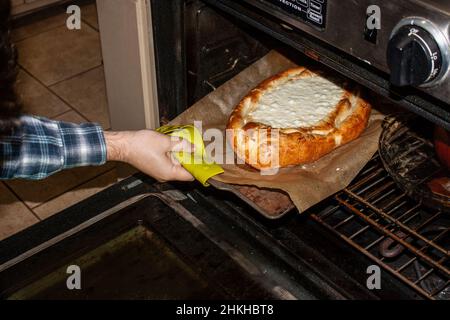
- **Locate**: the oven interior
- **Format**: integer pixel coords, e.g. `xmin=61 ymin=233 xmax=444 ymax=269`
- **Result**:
xmin=0 ymin=0 xmax=449 ymax=300
xmin=181 ymin=3 xmax=449 ymax=297
xmin=161 ymin=2 xmax=450 ymax=299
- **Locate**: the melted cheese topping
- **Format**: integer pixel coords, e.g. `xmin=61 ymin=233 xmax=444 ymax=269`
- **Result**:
xmin=248 ymin=75 xmax=344 ymax=128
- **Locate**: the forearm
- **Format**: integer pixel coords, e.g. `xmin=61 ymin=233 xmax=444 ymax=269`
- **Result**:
xmin=0 ymin=116 xmax=106 ymax=180
xmin=0 ymin=116 xmax=193 ymax=182
xmin=103 ymin=131 xmax=130 ymax=162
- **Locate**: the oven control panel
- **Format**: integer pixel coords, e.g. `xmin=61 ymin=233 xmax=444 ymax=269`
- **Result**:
xmin=264 ymin=0 xmax=327 ymax=29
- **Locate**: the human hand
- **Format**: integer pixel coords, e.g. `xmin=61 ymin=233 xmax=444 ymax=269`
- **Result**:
xmin=104 ymin=130 xmax=194 ymax=182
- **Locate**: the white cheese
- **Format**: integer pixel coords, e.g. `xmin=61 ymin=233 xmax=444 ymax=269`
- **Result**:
xmin=249 ymin=75 xmax=344 ymax=128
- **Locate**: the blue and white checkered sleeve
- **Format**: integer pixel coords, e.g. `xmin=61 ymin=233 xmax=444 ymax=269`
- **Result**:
xmin=0 ymin=115 xmax=107 ymax=180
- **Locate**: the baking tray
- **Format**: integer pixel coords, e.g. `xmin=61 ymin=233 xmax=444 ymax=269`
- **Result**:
xmin=209 ymin=180 xmax=295 ymax=219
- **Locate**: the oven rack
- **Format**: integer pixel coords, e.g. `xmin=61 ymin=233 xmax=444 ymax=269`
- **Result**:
xmin=310 ymin=154 xmax=450 ymax=300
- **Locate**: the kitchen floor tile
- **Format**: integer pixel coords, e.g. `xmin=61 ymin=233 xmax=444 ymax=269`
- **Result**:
xmin=6 ymin=164 xmax=116 ymax=209
xmin=16 ymin=69 xmax=70 ymax=118
xmin=33 ymin=165 xmax=137 ymax=220
xmin=5 ymin=111 xmax=114 ymax=208
xmin=81 ymin=3 xmax=99 ymax=30
xmin=16 ymin=23 xmax=102 ymax=86
xmin=0 ymin=183 xmax=39 ymax=241
xmin=51 ymin=66 xmax=110 ymax=129
xmin=52 ymin=109 xmax=88 ymax=122
xmin=12 ymin=12 xmax=67 ymax=42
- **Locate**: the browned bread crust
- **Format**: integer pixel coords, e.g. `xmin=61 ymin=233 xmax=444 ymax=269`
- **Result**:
xmin=227 ymin=67 xmax=372 ymax=170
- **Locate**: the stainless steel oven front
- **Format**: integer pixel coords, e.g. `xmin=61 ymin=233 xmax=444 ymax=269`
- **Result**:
xmin=243 ymin=0 xmax=450 ymax=103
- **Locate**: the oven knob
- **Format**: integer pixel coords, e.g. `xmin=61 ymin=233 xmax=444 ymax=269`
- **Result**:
xmin=387 ymin=25 xmax=443 ymax=87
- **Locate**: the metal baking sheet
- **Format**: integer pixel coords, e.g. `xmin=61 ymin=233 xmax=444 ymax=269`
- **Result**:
xmin=209 ymin=180 xmax=295 ymax=219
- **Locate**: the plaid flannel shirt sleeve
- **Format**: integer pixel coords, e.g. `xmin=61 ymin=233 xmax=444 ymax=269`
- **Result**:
xmin=0 ymin=115 xmax=107 ymax=180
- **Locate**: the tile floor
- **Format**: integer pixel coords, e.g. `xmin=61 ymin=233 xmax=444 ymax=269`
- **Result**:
xmin=0 ymin=3 xmax=136 ymax=240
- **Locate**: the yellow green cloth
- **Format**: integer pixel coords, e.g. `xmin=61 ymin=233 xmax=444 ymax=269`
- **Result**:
xmin=156 ymin=125 xmax=224 ymax=186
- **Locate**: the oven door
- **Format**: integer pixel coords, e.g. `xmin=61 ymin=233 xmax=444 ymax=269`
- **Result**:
xmin=0 ymin=174 xmax=381 ymax=300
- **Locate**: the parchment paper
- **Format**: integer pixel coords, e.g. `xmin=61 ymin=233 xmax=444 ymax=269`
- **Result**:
xmin=170 ymin=51 xmax=384 ymax=213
